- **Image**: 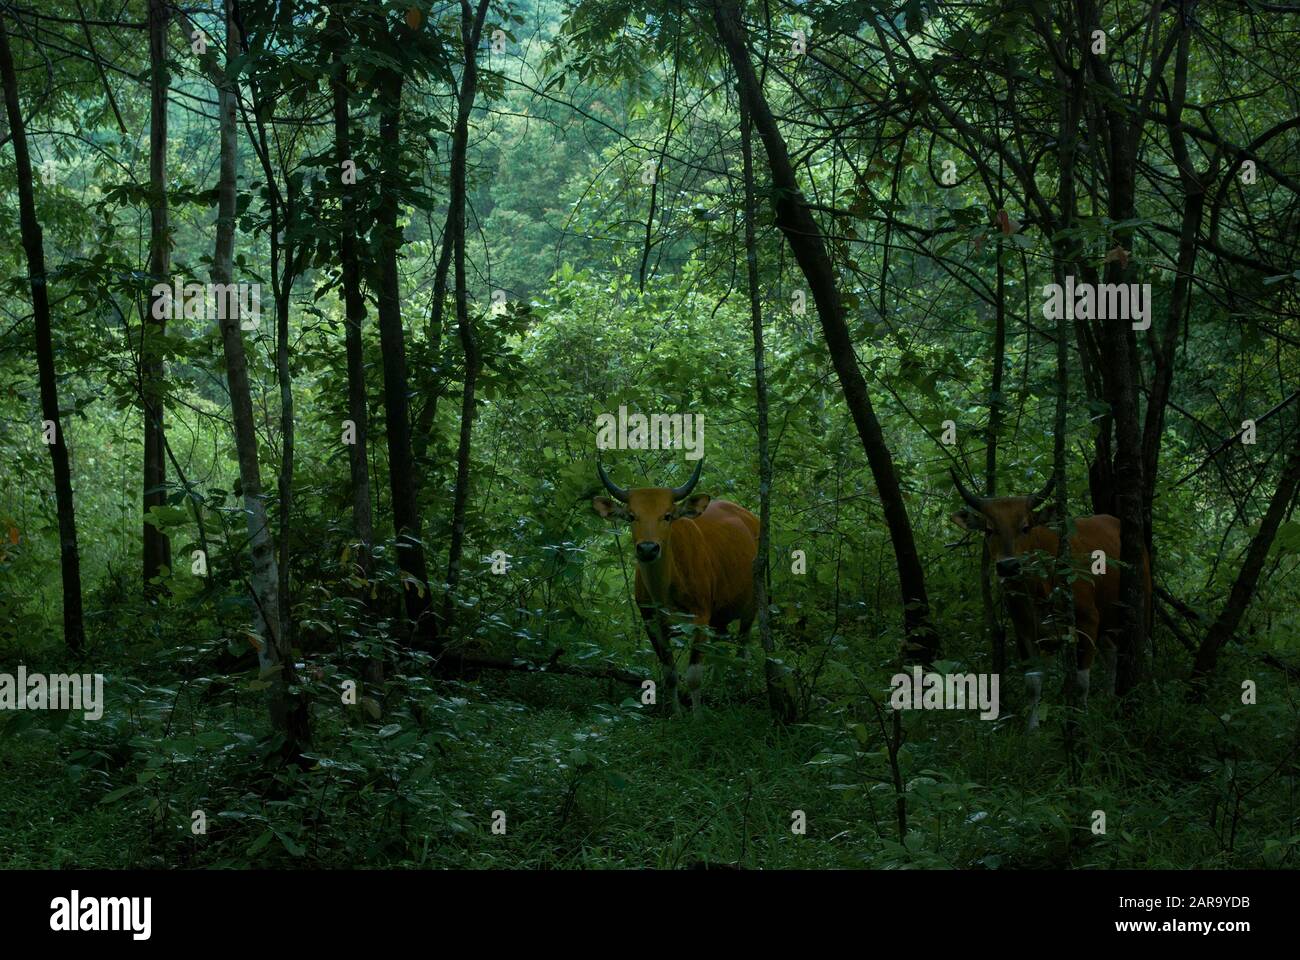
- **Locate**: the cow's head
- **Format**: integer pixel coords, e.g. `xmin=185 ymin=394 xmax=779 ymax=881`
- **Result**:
xmin=592 ymin=461 xmax=710 ymax=564
xmin=949 ymin=468 xmax=1056 ymax=579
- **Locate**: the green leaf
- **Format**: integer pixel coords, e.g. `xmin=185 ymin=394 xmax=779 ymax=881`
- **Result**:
xmin=247 ymin=828 xmax=275 ymax=855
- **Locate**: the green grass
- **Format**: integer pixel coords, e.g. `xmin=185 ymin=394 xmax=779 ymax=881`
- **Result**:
xmin=1 ymin=634 xmax=1293 ymax=870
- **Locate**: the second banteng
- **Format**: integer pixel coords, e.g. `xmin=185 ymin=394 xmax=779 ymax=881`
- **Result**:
xmin=949 ymin=469 xmax=1152 ymax=729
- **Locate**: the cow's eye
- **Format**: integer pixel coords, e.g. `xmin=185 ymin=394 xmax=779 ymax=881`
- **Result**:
xmin=663 ymin=513 xmax=673 ymax=521
xmin=1021 ymin=524 xmax=1030 ymax=534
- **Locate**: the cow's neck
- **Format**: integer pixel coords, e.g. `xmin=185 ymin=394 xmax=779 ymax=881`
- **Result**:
xmin=638 ymin=547 xmax=676 ymax=605
xmin=1016 ymin=524 xmax=1064 ymax=591
xmin=999 ymin=523 xmax=1070 ymax=642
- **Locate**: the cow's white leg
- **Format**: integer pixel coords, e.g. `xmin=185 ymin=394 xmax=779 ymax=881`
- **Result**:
xmin=665 ymin=668 xmax=682 ymax=715
xmin=1075 ymin=667 xmax=1091 ymax=709
xmin=1103 ymin=643 xmax=1117 ymax=697
xmin=736 ymin=618 xmax=754 ymax=661
xmin=685 ymin=662 xmax=704 ymax=712
xmin=1025 ymin=671 xmax=1044 ymax=731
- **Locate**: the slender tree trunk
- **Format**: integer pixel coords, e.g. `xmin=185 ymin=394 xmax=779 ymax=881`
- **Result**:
xmin=331 ymin=63 xmax=374 ymax=569
xmin=142 ymin=0 xmax=171 ymax=586
xmin=238 ymin=38 xmax=301 ymax=653
xmin=1143 ymin=16 xmax=1207 ymax=574
xmin=274 ymin=212 xmax=297 ymax=652
xmin=0 ymin=12 xmax=86 ymax=653
xmin=1192 ymin=439 xmax=1300 ymax=686
xmin=213 ymin=5 xmax=308 ymax=748
xmin=411 ymin=221 xmax=453 ymax=465
xmin=1098 ymin=129 xmax=1149 ymax=696
xmin=330 ymin=20 xmax=380 ymax=687
xmin=373 ymin=66 xmax=436 ymax=651
xmin=712 ymin=0 xmax=936 ymax=659
xmin=1050 ymin=54 xmax=1082 ymax=679
xmin=739 ymin=93 xmax=796 ymax=722
xmin=1099 ymin=268 xmax=1148 ymax=693
xmin=443 ymin=0 xmax=492 ymax=638
xmin=984 ymin=236 xmax=1007 ymax=674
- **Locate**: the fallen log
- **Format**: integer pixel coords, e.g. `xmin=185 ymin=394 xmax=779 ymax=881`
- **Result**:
xmin=444 ymin=649 xmax=648 ymax=687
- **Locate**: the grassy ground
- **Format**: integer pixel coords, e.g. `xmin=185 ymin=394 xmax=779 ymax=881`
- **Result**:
xmin=1 ymin=631 xmax=1293 ymax=869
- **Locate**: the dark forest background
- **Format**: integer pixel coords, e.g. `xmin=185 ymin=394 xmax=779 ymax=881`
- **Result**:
xmin=1 ymin=0 xmax=1298 ymax=868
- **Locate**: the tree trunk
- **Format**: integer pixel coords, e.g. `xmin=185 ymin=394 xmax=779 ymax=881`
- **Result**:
xmin=1191 ymin=439 xmax=1300 ymax=686
xmin=984 ymin=236 xmax=1007 ymax=674
xmin=213 ymin=4 xmax=308 ymax=749
xmin=1049 ymin=54 xmax=1082 ymax=683
xmin=0 ymin=12 xmax=87 ymax=653
xmin=275 ymin=251 xmax=297 ymax=650
xmin=142 ymin=0 xmax=171 ymax=587
xmin=739 ymin=91 xmax=796 ymax=722
xmin=373 ymin=66 xmax=437 ymax=651
xmin=1098 ymin=128 xmax=1150 ymax=697
xmin=1142 ymin=17 xmax=1206 ymax=571
xmin=411 ymin=219 xmax=453 ymax=466
xmin=711 ymin=0 xmax=936 ymax=659
xmin=330 ymin=27 xmax=380 ymax=687
xmin=443 ymin=0 xmax=491 ymax=638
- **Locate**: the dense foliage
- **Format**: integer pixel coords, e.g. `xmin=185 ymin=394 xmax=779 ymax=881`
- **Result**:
xmin=1 ymin=0 xmax=1297 ymax=869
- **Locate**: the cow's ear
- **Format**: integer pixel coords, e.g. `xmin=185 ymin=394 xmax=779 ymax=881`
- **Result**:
xmin=675 ymin=493 xmax=711 ymax=519
xmin=1031 ymin=502 xmax=1061 ymax=528
xmin=950 ymin=508 xmax=986 ymax=531
xmin=592 ymin=496 xmax=629 ymax=520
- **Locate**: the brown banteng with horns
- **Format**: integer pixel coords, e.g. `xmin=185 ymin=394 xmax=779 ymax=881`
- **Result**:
xmin=949 ymin=469 xmax=1151 ymax=729
xmin=593 ymin=460 xmax=759 ymax=711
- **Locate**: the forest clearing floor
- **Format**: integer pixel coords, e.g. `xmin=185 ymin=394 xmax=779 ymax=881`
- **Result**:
xmin=0 ymin=633 xmax=1292 ymax=870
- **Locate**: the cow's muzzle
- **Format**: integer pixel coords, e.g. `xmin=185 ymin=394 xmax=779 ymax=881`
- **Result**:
xmin=635 ymin=541 xmax=662 ymax=562
xmin=995 ymin=557 xmax=1021 ymax=578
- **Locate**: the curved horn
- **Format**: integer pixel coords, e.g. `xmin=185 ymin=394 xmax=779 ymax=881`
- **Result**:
xmin=1029 ymin=474 xmax=1056 ymax=509
xmin=670 ymin=459 xmax=704 ymax=501
xmin=597 ymin=461 xmax=629 ymax=503
xmin=950 ymin=467 xmax=984 ymax=511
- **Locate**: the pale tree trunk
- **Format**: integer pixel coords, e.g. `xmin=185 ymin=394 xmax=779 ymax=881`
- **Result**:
xmin=0 ymin=12 xmax=86 ymax=652
xmin=213 ymin=4 xmax=308 ymax=748
xmin=238 ymin=34 xmax=301 ymax=654
xmin=711 ymin=0 xmax=937 ymax=660
xmin=739 ymin=93 xmax=796 ymax=722
xmin=143 ymin=0 xmax=171 ymax=587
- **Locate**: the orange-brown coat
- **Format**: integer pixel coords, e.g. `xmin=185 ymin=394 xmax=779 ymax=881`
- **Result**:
xmin=594 ymin=463 xmax=758 ymax=709
xmin=951 ymin=473 xmax=1151 ymax=727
